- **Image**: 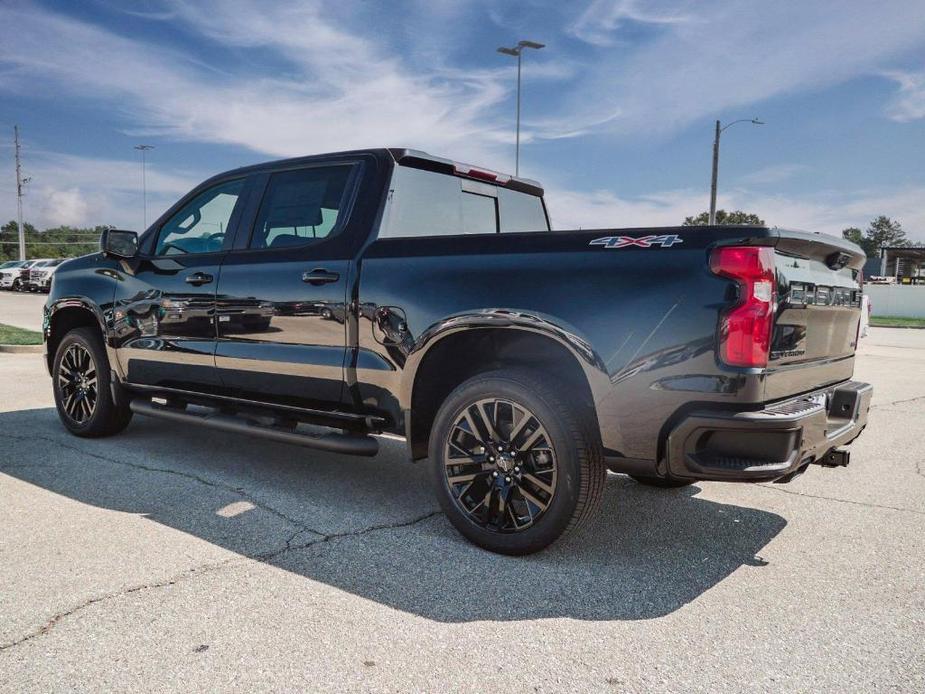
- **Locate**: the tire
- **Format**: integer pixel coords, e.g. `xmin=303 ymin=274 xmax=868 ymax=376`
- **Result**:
xmin=53 ymin=326 xmax=132 ymax=437
xmin=429 ymin=368 xmax=606 ymax=555
xmin=629 ymin=475 xmax=695 ymax=489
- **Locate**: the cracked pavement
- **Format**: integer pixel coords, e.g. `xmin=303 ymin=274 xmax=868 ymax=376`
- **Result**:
xmin=0 ymin=315 xmax=923 ymax=692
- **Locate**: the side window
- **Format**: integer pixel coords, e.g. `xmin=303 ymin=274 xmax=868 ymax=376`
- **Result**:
xmin=249 ymin=166 xmax=352 ymax=250
xmin=379 ymin=165 xmax=547 ymax=238
xmin=499 ymin=187 xmax=549 ymax=233
xmin=380 ymin=166 xmax=502 ymax=238
xmin=155 ymin=179 xmax=245 ymax=255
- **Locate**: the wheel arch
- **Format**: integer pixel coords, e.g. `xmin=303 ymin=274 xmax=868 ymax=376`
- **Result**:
xmin=401 ymin=313 xmax=611 ymax=460
xmin=45 ymin=299 xmax=108 ymax=374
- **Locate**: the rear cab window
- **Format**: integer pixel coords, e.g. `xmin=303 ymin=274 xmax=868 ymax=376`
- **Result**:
xmin=379 ymin=163 xmax=549 ymax=238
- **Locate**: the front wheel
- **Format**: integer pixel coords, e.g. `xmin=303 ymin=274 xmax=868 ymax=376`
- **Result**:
xmin=53 ymin=327 xmax=132 ymax=437
xmin=429 ymin=369 xmax=606 ymax=555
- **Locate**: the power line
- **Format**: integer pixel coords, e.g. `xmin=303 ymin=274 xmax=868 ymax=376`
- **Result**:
xmin=0 ymin=240 xmax=98 ymax=245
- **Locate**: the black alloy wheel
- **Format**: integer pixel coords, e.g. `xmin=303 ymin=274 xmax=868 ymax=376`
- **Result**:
xmin=57 ymin=343 xmax=98 ymax=424
xmin=443 ymin=398 xmax=558 ymax=532
xmin=53 ymin=327 xmax=132 ymax=437
xmin=430 ymin=369 xmax=605 ymax=555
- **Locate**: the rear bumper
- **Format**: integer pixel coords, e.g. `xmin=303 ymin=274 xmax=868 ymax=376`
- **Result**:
xmin=666 ymin=380 xmax=872 ymax=483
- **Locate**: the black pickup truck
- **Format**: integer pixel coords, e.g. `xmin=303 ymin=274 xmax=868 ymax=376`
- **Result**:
xmin=43 ymin=148 xmax=872 ymax=554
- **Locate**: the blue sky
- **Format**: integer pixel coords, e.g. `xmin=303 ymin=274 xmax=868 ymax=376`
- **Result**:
xmin=1 ymin=0 xmax=923 ymax=238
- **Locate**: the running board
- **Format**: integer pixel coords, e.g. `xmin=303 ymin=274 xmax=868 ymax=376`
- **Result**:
xmin=129 ymin=399 xmax=379 ymax=457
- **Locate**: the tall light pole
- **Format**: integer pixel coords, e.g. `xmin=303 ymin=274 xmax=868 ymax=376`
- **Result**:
xmin=134 ymin=144 xmax=154 ymax=230
xmin=709 ymin=118 xmax=764 ymax=225
xmin=497 ymin=39 xmax=544 ymax=176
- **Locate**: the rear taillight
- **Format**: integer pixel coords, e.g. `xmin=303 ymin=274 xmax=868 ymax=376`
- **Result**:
xmin=710 ymin=246 xmax=776 ymax=368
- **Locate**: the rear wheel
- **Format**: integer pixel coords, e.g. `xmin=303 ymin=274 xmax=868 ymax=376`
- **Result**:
xmin=53 ymin=327 xmax=132 ymax=437
xmin=429 ymin=369 xmax=605 ymax=555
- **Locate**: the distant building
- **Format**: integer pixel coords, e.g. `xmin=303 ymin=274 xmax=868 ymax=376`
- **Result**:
xmin=870 ymin=246 xmax=925 ymax=284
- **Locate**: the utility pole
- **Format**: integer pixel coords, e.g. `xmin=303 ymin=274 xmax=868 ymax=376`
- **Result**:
xmin=14 ymin=125 xmax=27 ymax=261
xmin=709 ymin=117 xmax=764 ymax=225
xmin=134 ymin=144 xmax=154 ymax=230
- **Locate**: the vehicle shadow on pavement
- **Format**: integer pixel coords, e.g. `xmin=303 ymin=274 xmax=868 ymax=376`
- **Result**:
xmin=0 ymin=408 xmax=787 ymax=623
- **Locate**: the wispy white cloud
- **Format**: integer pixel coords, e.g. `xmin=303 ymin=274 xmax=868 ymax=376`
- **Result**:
xmin=883 ymin=69 xmax=925 ymax=121
xmin=568 ymin=0 xmax=692 ymax=47
xmin=739 ymin=164 xmax=809 ymax=186
xmin=547 ymin=0 xmax=925 ymax=139
xmin=0 ymin=2 xmax=514 ymax=166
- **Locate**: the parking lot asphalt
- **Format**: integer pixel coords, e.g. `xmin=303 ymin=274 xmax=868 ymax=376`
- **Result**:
xmin=0 ymin=293 xmax=922 ymax=691
xmin=0 ymin=291 xmax=45 ymax=331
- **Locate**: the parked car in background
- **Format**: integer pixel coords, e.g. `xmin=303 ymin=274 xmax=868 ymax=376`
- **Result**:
xmin=1 ymin=259 xmax=44 ymax=291
xmin=0 ymin=260 xmax=26 ymax=289
xmin=26 ymin=258 xmax=65 ymax=293
xmin=43 ymin=148 xmax=872 ymax=555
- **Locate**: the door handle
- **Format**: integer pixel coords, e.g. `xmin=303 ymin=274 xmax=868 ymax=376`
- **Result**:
xmin=185 ymin=272 xmax=214 ymax=286
xmin=302 ymin=269 xmax=340 ymax=285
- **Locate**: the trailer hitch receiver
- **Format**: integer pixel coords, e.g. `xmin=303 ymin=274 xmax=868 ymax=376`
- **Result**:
xmin=816 ymin=448 xmax=850 ymax=468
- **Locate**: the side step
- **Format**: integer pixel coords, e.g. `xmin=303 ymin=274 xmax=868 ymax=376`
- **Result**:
xmin=129 ymin=399 xmax=379 ymax=457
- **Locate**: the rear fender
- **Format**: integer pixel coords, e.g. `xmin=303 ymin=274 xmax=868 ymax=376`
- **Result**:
xmin=399 ymin=309 xmax=621 ymax=451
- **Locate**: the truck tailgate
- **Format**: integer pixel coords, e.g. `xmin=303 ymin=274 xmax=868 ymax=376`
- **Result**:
xmin=764 ymin=229 xmax=866 ymax=400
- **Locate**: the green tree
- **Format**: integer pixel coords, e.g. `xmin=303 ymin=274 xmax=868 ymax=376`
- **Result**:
xmin=842 ymin=217 xmax=909 ymax=258
xmin=865 ymin=216 xmax=907 ymax=250
xmin=683 ymin=210 xmax=766 ymax=226
xmin=841 ymin=227 xmax=874 ymax=256
xmin=0 ymin=220 xmax=104 ymax=262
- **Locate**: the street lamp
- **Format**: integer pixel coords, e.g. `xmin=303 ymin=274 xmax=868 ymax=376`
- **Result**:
xmin=497 ymin=39 xmax=545 ymax=176
xmin=134 ymin=144 xmax=154 ymax=230
xmin=709 ymin=118 xmax=764 ymax=225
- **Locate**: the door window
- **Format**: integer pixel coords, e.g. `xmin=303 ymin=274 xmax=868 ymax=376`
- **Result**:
xmin=154 ymin=179 xmax=245 ymax=256
xmin=249 ymin=166 xmax=353 ymax=250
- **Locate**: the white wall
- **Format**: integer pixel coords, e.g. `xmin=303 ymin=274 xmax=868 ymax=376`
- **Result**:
xmin=865 ymin=285 xmax=925 ymax=318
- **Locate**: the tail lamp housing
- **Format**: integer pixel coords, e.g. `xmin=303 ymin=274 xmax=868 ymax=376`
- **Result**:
xmin=710 ymin=246 xmax=776 ymax=368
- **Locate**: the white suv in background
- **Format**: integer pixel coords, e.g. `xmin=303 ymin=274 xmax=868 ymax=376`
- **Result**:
xmin=0 ymin=261 xmax=26 ymax=289
xmin=26 ymin=258 xmax=65 ymax=292
xmin=0 ymin=259 xmax=43 ymax=291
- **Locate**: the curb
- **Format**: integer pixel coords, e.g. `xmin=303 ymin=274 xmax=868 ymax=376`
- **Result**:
xmin=870 ymin=324 xmax=925 ymax=330
xmin=0 ymin=344 xmax=44 ymax=354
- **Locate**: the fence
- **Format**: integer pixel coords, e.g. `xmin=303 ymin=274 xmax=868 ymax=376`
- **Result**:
xmin=864 ymin=284 xmax=925 ymax=318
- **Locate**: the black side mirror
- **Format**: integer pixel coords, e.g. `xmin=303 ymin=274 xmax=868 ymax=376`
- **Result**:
xmin=101 ymin=229 xmax=139 ymax=259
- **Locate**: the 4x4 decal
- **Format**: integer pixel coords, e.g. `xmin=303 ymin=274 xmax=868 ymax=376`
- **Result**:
xmin=589 ymin=234 xmax=683 ymax=249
